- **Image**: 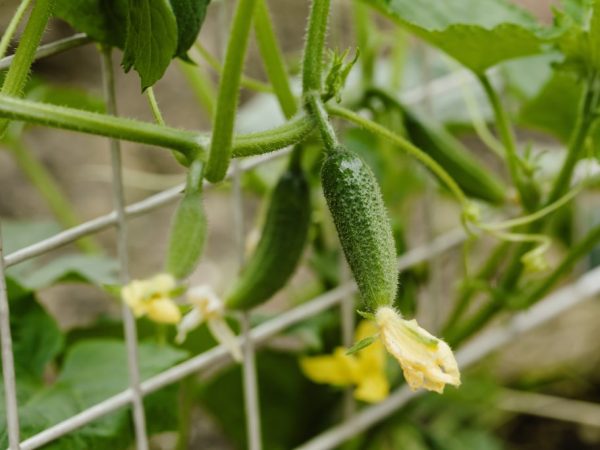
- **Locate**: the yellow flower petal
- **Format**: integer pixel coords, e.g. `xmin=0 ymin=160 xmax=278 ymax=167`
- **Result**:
xmin=376 ymin=306 xmax=460 ymax=393
xmin=354 ymin=372 xmax=389 ymax=403
xmin=300 ymin=347 xmax=359 ymax=387
xmin=146 ymin=298 xmax=182 ymax=324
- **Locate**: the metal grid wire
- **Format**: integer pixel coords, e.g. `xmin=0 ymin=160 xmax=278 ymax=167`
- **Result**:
xmin=1 ymin=34 xmax=599 ymax=450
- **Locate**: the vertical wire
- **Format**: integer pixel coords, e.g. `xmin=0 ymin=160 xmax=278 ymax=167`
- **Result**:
xmin=100 ymin=48 xmax=149 ymax=450
xmin=233 ymin=159 xmax=263 ymax=449
xmin=220 ymin=0 xmax=262 ymax=445
xmin=0 ymin=228 xmax=21 ymax=449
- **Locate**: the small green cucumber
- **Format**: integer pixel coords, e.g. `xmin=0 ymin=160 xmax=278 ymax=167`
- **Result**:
xmin=321 ymin=147 xmax=397 ymax=310
xmin=225 ymin=155 xmax=311 ymax=310
xmin=402 ymin=107 xmax=505 ymax=204
xmin=165 ymin=161 xmax=207 ymax=279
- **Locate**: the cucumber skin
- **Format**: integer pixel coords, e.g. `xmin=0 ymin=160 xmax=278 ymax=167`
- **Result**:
xmin=225 ymin=165 xmax=311 ymax=310
xmin=403 ymin=108 xmax=505 ymax=205
xmin=166 ymin=191 xmax=207 ymax=280
xmin=321 ymin=149 xmax=397 ymax=311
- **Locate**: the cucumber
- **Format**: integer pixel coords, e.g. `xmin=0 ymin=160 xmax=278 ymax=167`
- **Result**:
xmin=321 ymin=147 xmax=397 ymax=311
xmin=165 ymin=161 xmax=207 ymax=279
xmin=402 ymin=107 xmax=505 ymax=205
xmin=225 ymin=154 xmax=311 ymax=310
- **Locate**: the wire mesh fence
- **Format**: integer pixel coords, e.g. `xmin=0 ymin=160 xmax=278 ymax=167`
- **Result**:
xmin=1 ymin=33 xmax=599 ymax=450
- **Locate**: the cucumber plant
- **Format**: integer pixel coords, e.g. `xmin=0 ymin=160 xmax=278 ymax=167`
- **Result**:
xmin=2 ymin=0 xmax=600 ymax=447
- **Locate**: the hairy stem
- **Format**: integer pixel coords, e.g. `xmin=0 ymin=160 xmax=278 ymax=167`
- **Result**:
xmin=302 ymin=0 xmax=332 ymax=94
xmin=0 ymin=0 xmax=34 ymax=60
xmin=205 ymin=0 xmax=260 ymax=182
xmin=254 ymin=0 xmax=297 ymax=119
xmin=0 ymin=0 xmax=54 ymax=136
xmin=0 ymin=94 xmax=315 ymax=159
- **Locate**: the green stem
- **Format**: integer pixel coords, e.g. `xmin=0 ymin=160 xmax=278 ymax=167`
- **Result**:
xmin=302 ymin=0 xmax=332 ymax=94
xmin=446 ymin=76 xmax=599 ymax=347
xmin=328 ymin=104 xmax=469 ymax=206
xmin=254 ymin=0 xmax=297 ymax=119
xmin=5 ymin=138 xmax=99 ymax=253
xmin=0 ymin=94 xmax=204 ymax=157
xmin=232 ymin=115 xmax=316 ymax=157
xmin=0 ymin=0 xmax=54 ymax=136
xmin=205 ymin=0 xmax=259 ymax=182
xmin=0 ymin=94 xmax=315 ymax=160
xmin=0 ymin=0 xmax=34 ymax=60
xmin=442 ymin=241 xmax=510 ymax=335
xmin=146 ymin=86 xmax=188 ymax=166
xmin=194 ymin=42 xmax=272 ymax=94
xmin=547 ymin=80 xmax=597 ymax=204
xmin=352 ymin=0 xmax=374 ymax=89
xmin=307 ymin=93 xmax=338 ymax=151
xmin=479 ymin=73 xmax=537 ymax=211
xmin=513 ymin=223 xmax=600 ymax=309
xmin=177 ymin=59 xmax=216 ymax=120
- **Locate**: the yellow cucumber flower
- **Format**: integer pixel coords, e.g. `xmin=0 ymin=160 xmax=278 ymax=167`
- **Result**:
xmin=300 ymin=321 xmax=389 ymax=403
xmin=176 ymin=285 xmax=242 ymax=362
xmin=375 ymin=306 xmax=460 ymax=393
xmin=121 ymin=273 xmax=181 ymax=324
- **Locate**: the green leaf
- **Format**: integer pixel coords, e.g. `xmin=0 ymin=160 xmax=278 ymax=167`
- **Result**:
xmin=170 ymin=0 xmax=212 ymax=60
xmin=122 ymin=0 xmax=179 ymax=90
xmin=346 ymin=335 xmax=377 ymax=355
xmin=519 ymin=71 xmax=584 ymax=143
xmin=16 ymin=254 xmax=119 ymax=290
xmin=365 ymin=0 xmax=546 ymax=73
xmin=0 ymin=340 xmax=188 ymax=448
xmin=6 ymin=276 xmax=64 ymax=379
xmin=54 ymin=0 xmax=128 ymax=48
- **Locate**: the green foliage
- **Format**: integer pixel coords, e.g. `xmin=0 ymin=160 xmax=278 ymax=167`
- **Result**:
xmin=199 ymin=351 xmax=340 ymax=450
xmin=519 ymin=72 xmax=583 ymax=143
xmin=365 ymin=0 xmax=546 ymax=73
xmin=54 ymin=0 xmax=211 ymax=88
xmin=122 ymin=0 xmax=178 ymax=90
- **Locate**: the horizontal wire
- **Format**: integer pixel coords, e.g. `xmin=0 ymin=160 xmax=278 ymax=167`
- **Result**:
xmin=16 ymin=230 xmax=464 ymax=450
xmin=4 ymin=149 xmax=291 ymax=267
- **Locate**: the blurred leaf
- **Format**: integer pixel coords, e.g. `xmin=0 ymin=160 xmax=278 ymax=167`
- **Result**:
xmin=501 ymin=53 xmax=558 ymax=101
xmin=1 ymin=220 xmax=61 ymax=255
xmin=519 ymin=71 xmax=583 ymax=143
xmin=365 ymin=0 xmax=546 ymax=73
xmin=16 ymin=254 xmax=119 ymax=290
xmin=5 ymin=276 xmax=64 ymax=380
xmin=199 ymin=351 xmax=339 ymax=450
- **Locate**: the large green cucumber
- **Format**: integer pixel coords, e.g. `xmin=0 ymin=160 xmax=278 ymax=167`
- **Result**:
xmin=403 ymin=108 xmax=505 ymax=204
xmin=321 ymin=147 xmax=397 ymax=311
xmin=225 ymin=158 xmax=311 ymax=310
